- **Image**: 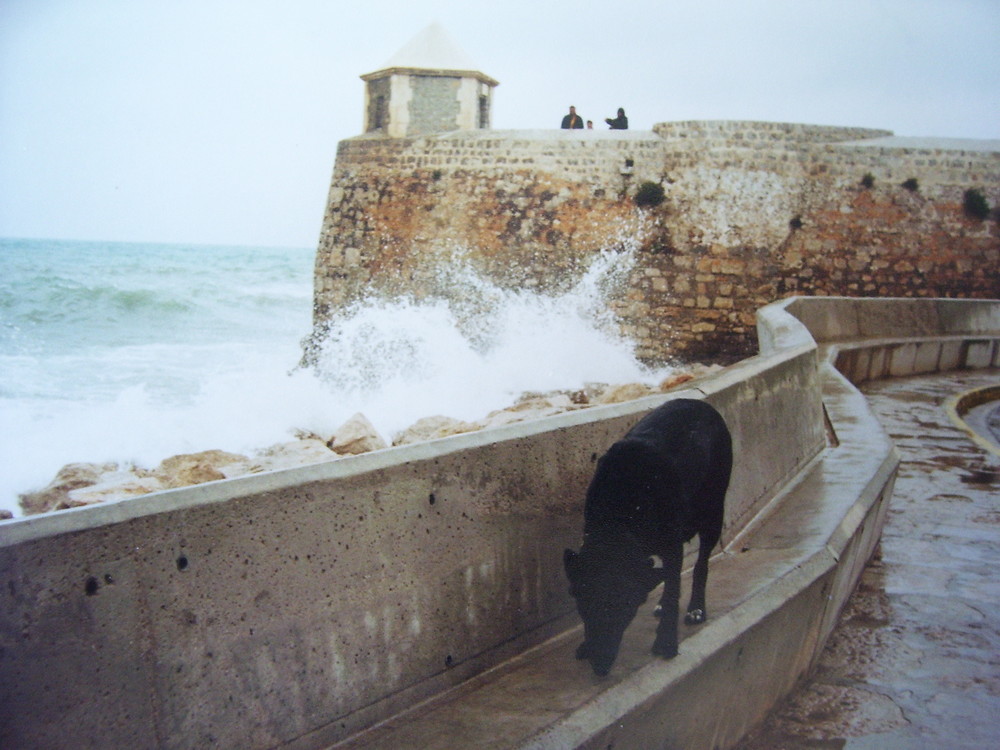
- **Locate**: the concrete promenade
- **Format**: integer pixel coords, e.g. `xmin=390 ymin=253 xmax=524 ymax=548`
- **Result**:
xmin=738 ymin=368 xmax=1000 ymax=749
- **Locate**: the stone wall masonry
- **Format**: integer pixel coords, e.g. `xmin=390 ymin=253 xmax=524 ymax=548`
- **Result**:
xmin=653 ymin=120 xmax=895 ymax=145
xmin=410 ymin=77 xmax=461 ymax=134
xmin=312 ymin=131 xmax=666 ymax=334
xmin=640 ymin=132 xmax=999 ymax=358
xmin=312 ymin=122 xmax=999 ymax=363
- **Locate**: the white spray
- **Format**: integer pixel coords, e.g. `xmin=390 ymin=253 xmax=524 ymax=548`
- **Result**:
xmin=2 ymin=240 xmax=673 ymax=512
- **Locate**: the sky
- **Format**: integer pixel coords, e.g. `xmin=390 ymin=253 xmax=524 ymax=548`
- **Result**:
xmin=1 ymin=0 xmax=998 ymax=249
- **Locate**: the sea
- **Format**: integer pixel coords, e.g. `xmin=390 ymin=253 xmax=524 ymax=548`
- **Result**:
xmin=0 ymin=237 xmax=671 ymax=516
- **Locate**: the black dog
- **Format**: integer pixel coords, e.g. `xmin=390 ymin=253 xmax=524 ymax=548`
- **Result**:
xmin=564 ymin=398 xmax=732 ymax=675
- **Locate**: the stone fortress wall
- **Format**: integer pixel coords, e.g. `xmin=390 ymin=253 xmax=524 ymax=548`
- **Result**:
xmin=313 ymin=121 xmax=999 ymax=362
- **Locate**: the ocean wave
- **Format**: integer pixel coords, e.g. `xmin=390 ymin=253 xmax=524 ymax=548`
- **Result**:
xmin=1 ymin=281 xmax=197 ymax=350
xmin=0 ymin=237 xmax=672 ymax=518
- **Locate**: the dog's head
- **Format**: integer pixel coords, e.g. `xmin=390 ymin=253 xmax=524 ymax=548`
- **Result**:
xmin=564 ymin=543 xmax=660 ymax=675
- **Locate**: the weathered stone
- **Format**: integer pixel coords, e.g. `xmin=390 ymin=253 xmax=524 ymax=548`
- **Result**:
xmin=329 ymin=413 xmax=389 ymax=455
xmin=311 ymin=125 xmax=999 ymax=365
xmin=66 ymin=473 xmax=165 ymax=507
xmin=154 ymin=450 xmax=250 ymax=489
xmin=658 ymin=372 xmax=695 ymax=391
xmin=291 ymin=428 xmax=326 ymax=442
xmin=18 ymin=462 xmax=119 ymax=515
xmin=248 ymin=439 xmax=339 ymax=472
xmin=393 ymin=416 xmax=481 ymax=446
xmin=688 ymin=363 xmax=725 ymax=378
xmin=595 ymin=383 xmax=654 ymax=404
xmin=481 ymin=396 xmax=581 ymax=428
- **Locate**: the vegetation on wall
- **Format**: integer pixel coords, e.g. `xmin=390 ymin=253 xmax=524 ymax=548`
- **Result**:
xmin=634 ymin=181 xmax=666 ymax=208
xmin=962 ymin=188 xmax=990 ymax=220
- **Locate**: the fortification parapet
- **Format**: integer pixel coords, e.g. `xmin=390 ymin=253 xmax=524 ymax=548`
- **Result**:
xmin=652 ymin=120 xmax=894 ymax=144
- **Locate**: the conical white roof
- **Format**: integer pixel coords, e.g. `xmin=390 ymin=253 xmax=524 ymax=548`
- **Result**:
xmin=373 ymin=23 xmax=483 ymax=74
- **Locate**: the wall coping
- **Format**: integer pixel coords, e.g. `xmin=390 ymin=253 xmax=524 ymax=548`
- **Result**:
xmin=337 ymin=124 xmax=1000 ymax=154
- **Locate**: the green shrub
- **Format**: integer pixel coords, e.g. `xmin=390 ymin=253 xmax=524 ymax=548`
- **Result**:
xmin=962 ymin=188 xmax=990 ymax=220
xmin=860 ymin=173 xmax=875 ymax=189
xmin=902 ymin=177 xmax=920 ymax=192
xmin=634 ymin=181 xmax=666 ymax=208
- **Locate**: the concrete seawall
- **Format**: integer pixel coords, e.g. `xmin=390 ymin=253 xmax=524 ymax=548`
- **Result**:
xmin=1 ymin=297 xmax=997 ymax=749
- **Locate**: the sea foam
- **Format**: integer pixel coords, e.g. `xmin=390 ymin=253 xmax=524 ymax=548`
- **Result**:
xmin=0 ymin=238 xmax=670 ymax=516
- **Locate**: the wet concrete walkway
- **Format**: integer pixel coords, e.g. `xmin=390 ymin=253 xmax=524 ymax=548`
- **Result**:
xmin=737 ymin=369 xmax=1000 ymax=750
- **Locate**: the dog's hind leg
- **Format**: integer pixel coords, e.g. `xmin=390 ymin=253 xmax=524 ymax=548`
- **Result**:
xmin=652 ymin=541 xmax=683 ymax=658
xmin=685 ymin=528 xmax=719 ymax=624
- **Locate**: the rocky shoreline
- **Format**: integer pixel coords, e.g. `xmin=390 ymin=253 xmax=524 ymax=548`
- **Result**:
xmin=9 ymin=366 xmax=718 ymax=518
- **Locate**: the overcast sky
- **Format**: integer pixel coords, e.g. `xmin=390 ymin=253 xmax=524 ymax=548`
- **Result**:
xmin=2 ymin=0 xmax=998 ymax=248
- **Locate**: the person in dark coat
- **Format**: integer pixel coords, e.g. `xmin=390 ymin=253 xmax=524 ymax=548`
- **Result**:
xmin=605 ymin=108 xmax=628 ymax=130
xmin=561 ymin=105 xmax=584 ymax=129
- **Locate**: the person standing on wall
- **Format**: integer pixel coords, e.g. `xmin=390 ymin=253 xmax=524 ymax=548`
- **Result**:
xmin=605 ymin=108 xmax=628 ymax=130
xmin=561 ymin=105 xmax=584 ymax=129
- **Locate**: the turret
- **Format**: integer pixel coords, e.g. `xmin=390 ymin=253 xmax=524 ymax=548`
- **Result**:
xmin=360 ymin=23 xmax=498 ymax=137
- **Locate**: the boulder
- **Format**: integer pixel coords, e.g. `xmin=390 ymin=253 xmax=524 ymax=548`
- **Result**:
xmin=518 ymin=388 xmax=594 ymax=405
xmin=328 ymin=413 xmax=389 ymax=455
xmin=393 ymin=416 xmax=481 ymax=446
xmin=688 ymin=362 xmax=724 ymax=378
xmin=291 ymin=427 xmax=325 ymax=442
xmin=66 ymin=472 xmax=165 ymax=507
xmin=658 ymin=371 xmax=695 ymax=391
xmin=594 ymin=383 xmax=654 ymax=404
xmin=19 ymin=461 xmax=119 ymax=515
xmin=481 ymin=395 xmax=580 ymax=428
xmin=248 ymin=439 xmax=339 ymax=472
xmin=153 ymin=450 xmax=250 ymax=489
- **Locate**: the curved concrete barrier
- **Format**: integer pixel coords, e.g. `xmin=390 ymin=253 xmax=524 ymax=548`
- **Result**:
xmin=0 ymin=297 xmax=996 ymax=749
